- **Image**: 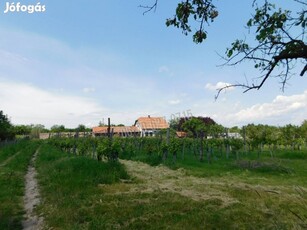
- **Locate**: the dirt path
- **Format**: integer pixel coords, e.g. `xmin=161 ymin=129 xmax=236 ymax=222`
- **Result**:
xmin=116 ymin=159 xmax=238 ymax=206
xmin=22 ymin=149 xmax=44 ymax=230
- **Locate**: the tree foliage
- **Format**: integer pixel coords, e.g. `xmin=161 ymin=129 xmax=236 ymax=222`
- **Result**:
xmin=142 ymin=0 xmax=307 ymax=94
xmin=179 ymin=116 xmax=217 ymax=137
xmin=0 ymin=111 xmax=14 ymax=141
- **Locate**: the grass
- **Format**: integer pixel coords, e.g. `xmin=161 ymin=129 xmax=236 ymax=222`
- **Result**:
xmin=1 ymin=141 xmax=304 ymax=229
xmin=162 ymin=149 xmax=307 ymax=186
xmin=36 ymin=143 xmax=307 ymax=229
xmin=0 ymin=140 xmax=39 ymax=230
xmin=36 ymin=143 xmax=129 ymax=229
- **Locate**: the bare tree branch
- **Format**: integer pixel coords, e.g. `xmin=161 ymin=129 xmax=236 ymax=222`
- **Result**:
xmin=139 ymin=0 xmax=158 ymax=15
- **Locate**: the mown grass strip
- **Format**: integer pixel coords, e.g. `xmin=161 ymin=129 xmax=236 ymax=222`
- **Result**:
xmin=0 ymin=140 xmax=39 ymax=230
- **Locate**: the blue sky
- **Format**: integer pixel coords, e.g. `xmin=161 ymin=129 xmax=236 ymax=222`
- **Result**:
xmin=0 ymin=0 xmax=306 ymax=128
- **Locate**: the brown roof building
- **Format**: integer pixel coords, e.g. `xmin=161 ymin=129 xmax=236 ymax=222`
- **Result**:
xmin=92 ymin=126 xmax=140 ymax=137
xmin=134 ymin=115 xmax=169 ymax=137
xmin=92 ymin=115 xmax=169 ymax=137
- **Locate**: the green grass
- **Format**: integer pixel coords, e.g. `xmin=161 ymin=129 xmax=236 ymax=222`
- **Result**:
xmin=0 ymin=140 xmax=39 ymax=230
xmin=36 ymin=143 xmax=307 ymax=229
xmin=36 ymin=143 xmax=129 ymax=229
xmin=161 ymin=149 xmax=307 ymax=186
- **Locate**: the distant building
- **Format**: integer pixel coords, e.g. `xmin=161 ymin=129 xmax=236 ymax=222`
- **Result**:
xmin=227 ymin=132 xmax=243 ymax=139
xmin=134 ymin=115 xmax=169 ymax=137
xmin=92 ymin=126 xmax=140 ymax=137
xmin=92 ymin=115 xmax=169 ymax=137
xmin=39 ymin=132 xmax=92 ymax=139
xmin=176 ymin=131 xmax=187 ymax=138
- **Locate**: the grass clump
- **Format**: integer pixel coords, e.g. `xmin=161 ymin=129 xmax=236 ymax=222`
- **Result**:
xmin=0 ymin=140 xmax=39 ymax=230
xmin=234 ymin=160 xmax=294 ymax=174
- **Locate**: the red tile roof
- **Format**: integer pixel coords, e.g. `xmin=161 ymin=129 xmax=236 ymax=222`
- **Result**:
xmin=135 ymin=116 xmax=169 ymax=130
xmin=176 ymin=131 xmax=187 ymax=138
xmin=92 ymin=126 xmax=139 ymax=134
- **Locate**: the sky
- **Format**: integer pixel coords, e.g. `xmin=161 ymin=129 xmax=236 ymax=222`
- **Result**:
xmin=0 ymin=0 xmax=306 ymax=129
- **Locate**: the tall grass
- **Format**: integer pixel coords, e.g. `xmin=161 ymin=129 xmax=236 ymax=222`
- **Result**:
xmin=36 ymin=143 xmax=129 ymax=229
xmin=0 ymin=140 xmax=39 ymax=230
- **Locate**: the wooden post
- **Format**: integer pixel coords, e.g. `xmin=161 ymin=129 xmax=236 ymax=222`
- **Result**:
xmin=107 ymin=118 xmax=111 ymax=138
xmin=199 ymin=131 xmax=204 ymax=162
xmin=226 ymin=128 xmax=230 ymax=159
xmin=243 ymin=126 xmax=247 ymax=155
xmin=163 ymin=128 xmax=170 ymax=161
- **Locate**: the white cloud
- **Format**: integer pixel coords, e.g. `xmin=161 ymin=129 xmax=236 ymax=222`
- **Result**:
xmin=82 ymin=87 xmax=96 ymax=93
xmin=205 ymin=82 xmax=235 ymax=91
xmin=0 ymin=80 xmax=107 ymax=128
xmin=168 ymin=99 xmax=181 ymax=105
xmin=219 ymin=90 xmax=307 ymax=126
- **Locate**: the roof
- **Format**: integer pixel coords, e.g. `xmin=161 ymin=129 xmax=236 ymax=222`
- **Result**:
xmin=92 ymin=126 xmax=140 ymax=134
xmin=135 ymin=116 xmax=169 ymax=130
xmin=176 ymin=131 xmax=187 ymax=138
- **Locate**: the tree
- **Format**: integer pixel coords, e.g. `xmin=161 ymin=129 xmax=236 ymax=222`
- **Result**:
xmin=142 ymin=0 xmax=306 ymax=95
xmin=180 ymin=116 xmax=217 ymax=137
xmin=299 ymin=120 xmax=307 ymax=141
xmin=76 ymin=124 xmax=86 ymax=132
xmin=281 ymin=124 xmax=301 ymax=149
xmin=30 ymin=124 xmax=45 ymax=139
xmin=0 ymin=111 xmax=14 ymax=141
xmin=50 ymin=125 xmax=66 ymax=133
xmin=14 ymin=125 xmax=31 ymax=136
xmin=169 ymin=118 xmax=180 ymax=130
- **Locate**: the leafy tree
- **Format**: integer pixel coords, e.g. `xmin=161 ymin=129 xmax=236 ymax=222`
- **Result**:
xmin=14 ymin=125 xmax=32 ymax=136
xmin=245 ymin=124 xmax=267 ymax=150
xmin=229 ymin=126 xmax=241 ymax=134
xmin=30 ymin=124 xmax=46 ymax=139
xmin=299 ymin=120 xmax=307 ymax=141
xmin=181 ymin=116 xmax=216 ymax=137
xmin=0 ymin=110 xmax=14 ymax=141
xmin=281 ymin=124 xmax=301 ymax=149
xmin=50 ymin=125 xmax=66 ymax=133
xmin=142 ymin=0 xmax=306 ymax=94
xmin=76 ymin=124 xmax=91 ymax=132
xmin=169 ymin=118 xmax=180 ymax=130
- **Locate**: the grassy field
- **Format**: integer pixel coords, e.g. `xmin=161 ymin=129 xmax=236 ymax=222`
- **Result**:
xmin=36 ymin=143 xmax=307 ymax=229
xmin=1 ymin=141 xmax=306 ymax=229
xmin=36 ymin=143 xmax=129 ymax=229
xmin=0 ymin=141 xmax=39 ymax=230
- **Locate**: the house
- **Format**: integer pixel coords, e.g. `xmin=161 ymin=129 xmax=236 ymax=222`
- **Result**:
xmin=134 ymin=115 xmax=169 ymax=137
xmin=92 ymin=115 xmax=169 ymax=138
xmin=227 ymin=132 xmax=243 ymax=139
xmin=92 ymin=126 xmax=140 ymax=137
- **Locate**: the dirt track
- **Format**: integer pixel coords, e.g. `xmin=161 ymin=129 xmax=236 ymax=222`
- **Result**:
xmin=22 ymin=149 xmax=44 ymax=230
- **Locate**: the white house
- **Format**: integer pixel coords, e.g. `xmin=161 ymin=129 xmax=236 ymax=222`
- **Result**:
xmin=134 ymin=115 xmax=169 ymax=137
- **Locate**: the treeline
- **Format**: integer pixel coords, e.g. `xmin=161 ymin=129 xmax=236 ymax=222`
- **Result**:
xmin=0 ymin=110 xmax=92 ymax=141
xmin=171 ymin=116 xmax=307 ymax=148
xmin=1 ymin=110 xmax=306 ymax=150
